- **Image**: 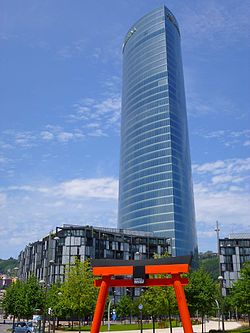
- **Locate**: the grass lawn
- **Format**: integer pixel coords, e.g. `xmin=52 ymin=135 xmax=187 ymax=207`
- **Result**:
xmin=62 ymin=321 xmax=181 ymax=331
xmin=227 ymin=327 xmax=250 ymax=333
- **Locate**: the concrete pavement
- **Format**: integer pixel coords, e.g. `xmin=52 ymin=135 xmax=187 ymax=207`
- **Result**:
xmin=56 ymin=320 xmax=242 ymax=333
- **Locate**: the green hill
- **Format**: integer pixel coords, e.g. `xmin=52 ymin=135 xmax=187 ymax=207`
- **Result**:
xmin=0 ymin=257 xmax=18 ymax=275
xmin=198 ymin=251 xmax=219 ymax=281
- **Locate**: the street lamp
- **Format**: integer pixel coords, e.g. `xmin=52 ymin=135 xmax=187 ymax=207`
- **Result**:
xmin=40 ymin=259 xmax=55 ymax=333
xmin=218 ymin=276 xmax=225 ymax=332
xmin=107 ymin=291 xmax=116 ymax=331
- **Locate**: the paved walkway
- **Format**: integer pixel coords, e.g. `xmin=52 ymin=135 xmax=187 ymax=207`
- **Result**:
xmin=56 ymin=320 xmax=242 ymax=333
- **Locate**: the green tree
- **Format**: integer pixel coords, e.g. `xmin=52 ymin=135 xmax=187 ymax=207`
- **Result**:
xmin=116 ymin=295 xmax=133 ymax=320
xmin=59 ymin=259 xmax=98 ymax=325
xmin=2 ymin=280 xmax=26 ymax=322
xmin=185 ymin=267 xmax=217 ymax=333
xmin=230 ymin=262 xmax=250 ymax=326
xmin=23 ymin=275 xmax=44 ymax=318
xmin=141 ymin=286 xmax=177 ymax=331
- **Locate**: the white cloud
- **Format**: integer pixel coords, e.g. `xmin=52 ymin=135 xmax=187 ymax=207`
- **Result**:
xmin=244 ymin=140 xmax=250 ymax=147
xmin=194 ymin=129 xmax=250 ymax=147
xmin=40 ymin=131 xmax=54 ymax=141
xmin=179 ymin=1 xmax=250 ymax=48
xmin=71 ymin=94 xmax=121 ymax=136
xmin=56 ymin=178 xmax=118 ymax=199
xmin=0 ymin=192 xmax=7 ymax=208
xmin=193 ymin=157 xmax=250 ymax=251
xmin=0 ymin=177 xmax=118 ymax=258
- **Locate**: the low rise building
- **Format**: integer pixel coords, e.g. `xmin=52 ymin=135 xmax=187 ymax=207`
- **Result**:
xmin=219 ymin=233 xmax=250 ymax=296
xmin=17 ymin=224 xmax=171 ymax=285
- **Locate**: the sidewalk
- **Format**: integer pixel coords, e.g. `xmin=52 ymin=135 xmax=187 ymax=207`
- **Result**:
xmin=56 ymin=320 xmax=242 ymax=333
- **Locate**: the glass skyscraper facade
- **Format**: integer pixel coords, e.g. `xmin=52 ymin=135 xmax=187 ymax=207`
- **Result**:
xmin=118 ymin=6 xmax=197 ymax=256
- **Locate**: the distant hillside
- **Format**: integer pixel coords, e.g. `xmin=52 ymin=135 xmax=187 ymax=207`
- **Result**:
xmin=0 ymin=257 xmax=18 ymax=275
xmin=198 ymin=251 xmax=219 ymax=281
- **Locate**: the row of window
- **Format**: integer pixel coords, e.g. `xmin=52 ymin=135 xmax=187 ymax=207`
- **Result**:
xmin=121 ymin=211 xmax=175 ymax=226
xmin=123 ymin=147 xmax=172 ymax=171
xmin=126 ymin=27 xmax=165 ymax=56
xmin=121 ymin=179 xmax=173 ymax=200
xmin=121 ymin=173 xmax=190 ymax=202
xmin=120 ymin=196 xmax=174 ymax=215
xmin=120 ymin=182 xmax=173 ymax=209
xmin=124 ymin=57 xmax=167 ymax=88
xmin=122 ymin=122 xmax=183 ymax=153
xmin=124 ymin=77 xmax=167 ymax=111
xmin=122 ymin=118 xmax=184 ymax=159
xmin=123 ymin=97 xmax=169 ymax=129
xmin=129 ymin=9 xmax=164 ymax=37
xmin=123 ymin=110 xmax=170 ymax=142
xmin=123 ymin=78 xmax=160 ymax=106
xmin=121 ymin=159 xmax=186 ymax=191
xmin=122 ymin=170 xmax=173 ymax=193
xmin=124 ymin=91 xmax=169 ymax=124
xmin=121 ymin=159 xmax=184 ymax=186
xmin=124 ymin=36 xmax=165 ymax=78
xmin=122 ymin=105 xmax=170 ymax=133
xmin=124 ymin=71 xmax=168 ymax=101
xmin=124 ymin=63 xmax=166 ymax=91
xmin=122 ymin=130 xmax=170 ymax=157
xmin=123 ymin=106 xmax=184 ymax=143
xmin=121 ymin=204 xmax=175 ymax=223
xmin=124 ymin=83 xmax=168 ymax=113
xmin=123 ymin=46 xmax=166 ymax=85
xmin=124 ymin=47 xmax=166 ymax=82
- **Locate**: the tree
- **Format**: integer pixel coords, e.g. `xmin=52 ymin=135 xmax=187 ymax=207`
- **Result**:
xmin=23 ymin=275 xmax=44 ymax=319
xmin=2 ymin=280 xmax=26 ymax=322
xmin=59 ymin=259 xmax=98 ymax=325
xmin=230 ymin=262 xmax=250 ymax=326
xmin=141 ymin=286 xmax=177 ymax=331
xmin=185 ymin=267 xmax=217 ymax=333
xmin=116 ymin=295 xmax=133 ymax=320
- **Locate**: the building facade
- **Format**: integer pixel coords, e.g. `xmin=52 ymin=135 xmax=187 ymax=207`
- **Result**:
xmin=219 ymin=233 xmax=250 ymax=296
xmin=118 ymin=6 xmax=197 ymax=256
xmin=17 ymin=224 xmax=171 ymax=285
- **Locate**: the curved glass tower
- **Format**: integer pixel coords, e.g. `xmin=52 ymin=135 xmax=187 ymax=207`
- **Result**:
xmin=118 ymin=6 xmax=197 ymax=256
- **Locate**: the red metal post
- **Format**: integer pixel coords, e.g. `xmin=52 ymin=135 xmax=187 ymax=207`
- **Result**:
xmin=173 ymin=277 xmax=193 ymax=333
xmin=91 ymin=277 xmax=110 ymax=333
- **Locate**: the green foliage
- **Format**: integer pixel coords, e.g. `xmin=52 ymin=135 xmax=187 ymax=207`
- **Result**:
xmin=185 ymin=267 xmax=218 ymax=317
xmin=0 ymin=257 xmax=18 ymax=275
xmin=46 ymin=281 xmax=63 ymax=317
xmin=2 ymin=279 xmax=26 ymax=318
xmin=141 ymin=286 xmax=177 ymax=318
xmin=116 ymin=295 xmax=133 ymax=318
xmin=2 ymin=275 xmax=44 ymax=319
xmin=230 ymin=262 xmax=250 ymax=324
xmin=23 ymin=275 xmax=44 ymax=318
xmin=59 ymin=259 xmax=98 ymax=318
xmin=199 ymin=254 xmax=219 ymax=281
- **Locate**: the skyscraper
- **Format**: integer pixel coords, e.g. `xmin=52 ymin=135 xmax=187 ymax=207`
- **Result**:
xmin=118 ymin=6 xmax=197 ymax=256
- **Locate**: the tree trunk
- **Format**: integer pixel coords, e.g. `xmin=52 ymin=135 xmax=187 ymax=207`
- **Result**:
xmin=168 ymin=306 xmax=172 ymax=333
xmin=248 ymin=313 xmax=250 ymax=327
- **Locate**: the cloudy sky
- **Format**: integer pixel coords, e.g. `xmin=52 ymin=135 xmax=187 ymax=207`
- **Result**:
xmin=1 ymin=0 xmax=249 ymax=259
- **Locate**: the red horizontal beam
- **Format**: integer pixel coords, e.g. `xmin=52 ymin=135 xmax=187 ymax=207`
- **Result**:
xmin=92 ymin=263 xmax=189 ymax=276
xmin=94 ymin=277 xmax=188 ymax=287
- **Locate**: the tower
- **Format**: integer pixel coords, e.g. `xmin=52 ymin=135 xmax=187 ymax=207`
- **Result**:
xmin=118 ymin=6 xmax=197 ymax=256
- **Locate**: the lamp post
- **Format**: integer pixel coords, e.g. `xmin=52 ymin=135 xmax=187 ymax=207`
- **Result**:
xmin=218 ymin=276 xmax=225 ymax=332
xmin=215 ymin=299 xmax=220 ymax=330
xmin=126 ymin=288 xmax=132 ymax=324
xmin=40 ymin=259 xmax=55 ymax=333
xmin=138 ymin=304 xmax=143 ymax=333
xmin=107 ymin=291 xmax=116 ymax=331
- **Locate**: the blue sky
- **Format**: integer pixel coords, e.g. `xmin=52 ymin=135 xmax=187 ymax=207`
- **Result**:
xmin=0 ymin=0 xmax=249 ymax=259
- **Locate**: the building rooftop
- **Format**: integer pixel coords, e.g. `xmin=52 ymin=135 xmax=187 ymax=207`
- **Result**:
xmin=229 ymin=233 xmax=250 ymax=239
